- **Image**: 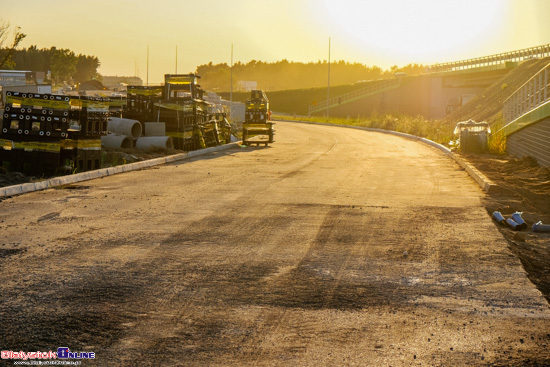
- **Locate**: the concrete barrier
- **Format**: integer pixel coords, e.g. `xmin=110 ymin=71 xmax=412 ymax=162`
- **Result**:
xmin=0 ymin=142 xmax=241 ymax=198
xmin=277 ymin=118 xmax=495 ymax=193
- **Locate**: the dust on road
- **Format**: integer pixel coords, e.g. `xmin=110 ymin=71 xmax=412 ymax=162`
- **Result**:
xmin=0 ymin=122 xmax=549 ymax=366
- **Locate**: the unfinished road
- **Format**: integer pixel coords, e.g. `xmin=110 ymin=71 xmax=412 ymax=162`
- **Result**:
xmin=1 ymin=121 xmax=549 ymax=366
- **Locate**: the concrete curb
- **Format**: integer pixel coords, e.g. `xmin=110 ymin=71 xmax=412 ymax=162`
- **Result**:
xmin=277 ymin=118 xmax=496 ymax=193
xmin=0 ymin=142 xmax=242 ymax=198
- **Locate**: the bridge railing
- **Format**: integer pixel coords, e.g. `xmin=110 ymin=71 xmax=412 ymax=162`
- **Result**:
xmin=503 ymin=62 xmax=550 ymax=123
xmin=308 ymin=79 xmax=399 ymax=115
xmin=426 ymin=44 xmax=550 ymax=73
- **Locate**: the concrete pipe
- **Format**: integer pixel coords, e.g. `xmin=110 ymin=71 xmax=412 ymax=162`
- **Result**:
xmin=107 ymin=117 xmax=142 ymax=138
xmin=101 ymin=134 xmax=133 ymax=149
xmin=144 ymin=122 xmax=166 ymax=137
xmin=135 ymin=136 xmax=173 ymax=151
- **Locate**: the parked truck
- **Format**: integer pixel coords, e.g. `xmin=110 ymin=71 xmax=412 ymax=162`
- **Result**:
xmin=242 ymin=90 xmax=274 ymax=146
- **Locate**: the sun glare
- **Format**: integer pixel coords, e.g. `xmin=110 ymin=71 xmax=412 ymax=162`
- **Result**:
xmin=317 ymin=0 xmax=506 ymax=65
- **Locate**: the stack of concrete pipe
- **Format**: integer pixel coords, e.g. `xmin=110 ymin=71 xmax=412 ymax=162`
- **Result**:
xmin=136 ymin=122 xmax=173 ymax=150
xmin=101 ymin=118 xmax=173 ymax=151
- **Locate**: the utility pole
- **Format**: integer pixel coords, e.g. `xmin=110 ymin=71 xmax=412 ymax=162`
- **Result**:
xmin=230 ymin=43 xmax=233 ymax=118
xmin=327 ymin=36 xmax=331 ymax=120
xmin=230 ymin=43 xmax=233 ymax=104
xmin=146 ymin=45 xmax=149 ymax=86
xmin=175 ymin=45 xmax=178 ymax=74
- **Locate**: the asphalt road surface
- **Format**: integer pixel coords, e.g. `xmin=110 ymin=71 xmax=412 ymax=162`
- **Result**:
xmin=1 ymin=121 xmax=549 ymax=366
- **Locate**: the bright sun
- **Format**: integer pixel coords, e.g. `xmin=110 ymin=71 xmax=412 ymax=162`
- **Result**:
xmin=316 ymin=0 xmax=506 ymax=65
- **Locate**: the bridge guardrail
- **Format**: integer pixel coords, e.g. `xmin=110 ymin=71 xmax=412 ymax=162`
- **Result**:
xmin=502 ymin=62 xmax=550 ymax=124
xmin=426 ymin=43 xmax=550 ymax=73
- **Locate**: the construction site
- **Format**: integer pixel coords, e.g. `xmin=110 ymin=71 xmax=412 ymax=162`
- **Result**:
xmin=1 ymin=1 xmax=550 ymax=364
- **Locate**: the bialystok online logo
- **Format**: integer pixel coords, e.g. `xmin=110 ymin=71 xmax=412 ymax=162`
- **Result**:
xmin=1 ymin=348 xmax=95 ymax=360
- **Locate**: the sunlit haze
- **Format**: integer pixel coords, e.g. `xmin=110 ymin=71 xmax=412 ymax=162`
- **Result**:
xmin=2 ymin=0 xmax=549 ymax=83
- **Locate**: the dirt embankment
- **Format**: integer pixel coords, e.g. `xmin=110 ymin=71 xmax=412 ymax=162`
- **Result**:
xmin=464 ymin=154 xmax=550 ymax=302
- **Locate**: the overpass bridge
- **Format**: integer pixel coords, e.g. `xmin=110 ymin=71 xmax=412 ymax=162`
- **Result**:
xmin=308 ymin=43 xmax=550 ymax=119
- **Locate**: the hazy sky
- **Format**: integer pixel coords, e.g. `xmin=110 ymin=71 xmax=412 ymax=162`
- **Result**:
xmin=2 ymin=0 xmax=549 ymax=83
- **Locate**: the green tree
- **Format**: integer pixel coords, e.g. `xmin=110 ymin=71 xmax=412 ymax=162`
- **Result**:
xmin=0 ymin=22 xmax=26 ymax=69
xmin=49 ymin=47 xmax=77 ymax=84
xmin=73 ymin=54 xmax=100 ymax=83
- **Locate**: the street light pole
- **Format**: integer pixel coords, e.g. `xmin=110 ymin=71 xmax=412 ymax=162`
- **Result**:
xmin=230 ymin=43 xmax=233 ymax=119
xmin=230 ymin=43 xmax=233 ymax=103
xmin=327 ymin=36 xmax=331 ymax=120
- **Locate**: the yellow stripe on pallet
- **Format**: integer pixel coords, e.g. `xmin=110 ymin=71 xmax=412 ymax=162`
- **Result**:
xmin=0 ymin=139 xmax=14 ymax=150
xmin=12 ymin=141 xmax=61 ymax=153
xmin=60 ymin=139 xmax=102 ymax=149
xmin=77 ymin=139 xmax=101 ymax=149
xmin=154 ymin=102 xmax=194 ymax=112
xmin=69 ymin=99 xmax=109 ymax=109
xmin=6 ymin=96 xmax=70 ymax=110
xmin=127 ymin=87 xmax=163 ymax=96
xmin=243 ymin=123 xmax=272 ymax=128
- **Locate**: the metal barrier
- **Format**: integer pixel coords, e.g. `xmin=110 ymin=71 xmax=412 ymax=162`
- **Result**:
xmin=426 ymin=44 xmax=550 ymax=73
xmin=308 ymin=79 xmax=400 ymax=115
xmin=503 ymin=62 xmax=550 ymax=123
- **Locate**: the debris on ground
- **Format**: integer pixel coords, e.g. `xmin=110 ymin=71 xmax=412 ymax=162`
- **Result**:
xmin=0 ymin=168 xmax=33 ymax=188
xmin=464 ymin=153 xmax=550 ymax=302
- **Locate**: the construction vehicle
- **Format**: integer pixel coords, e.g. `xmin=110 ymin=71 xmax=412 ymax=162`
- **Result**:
xmin=242 ymin=90 xmax=274 ymax=146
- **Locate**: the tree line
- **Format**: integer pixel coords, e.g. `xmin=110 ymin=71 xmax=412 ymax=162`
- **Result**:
xmin=1 ymin=45 xmax=100 ymax=84
xmin=197 ymin=60 xmax=426 ymax=92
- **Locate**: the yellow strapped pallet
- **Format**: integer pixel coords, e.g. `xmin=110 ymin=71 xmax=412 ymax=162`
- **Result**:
xmin=127 ymin=86 xmax=163 ymax=96
xmin=6 ymin=95 xmax=70 ymax=110
xmin=60 ymin=139 xmax=101 ymax=150
xmin=12 ymin=140 xmax=62 ymax=153
xmin=154 ymin=102 xmax=194 ymax=112
xmin=0 ymin=139 xmax=14 ymax=150
xmin=70 ymin=98 xmax=109 ymax=110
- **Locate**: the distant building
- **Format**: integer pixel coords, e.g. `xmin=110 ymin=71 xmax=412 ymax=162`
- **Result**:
xmin=101 ymin=76 xmax=143 ymax=90
xmin=237 ymin=80 xmax=257 ymax=92
xmin=0 ymin=70 xmax=51 ymax=105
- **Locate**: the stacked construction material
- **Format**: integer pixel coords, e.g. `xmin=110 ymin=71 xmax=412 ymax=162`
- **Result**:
xmin=124 ymin=74 xmax=232 ymax=151
xmin=124 ymin=86 xmax=163 ymax=122
xmin=107 ymin=95 xmax=127 ymax=118
xmin=0 ymin=91 xmax=108 ymax=174
xmin=101 ymin=117 xmax=142 ymax=149
xmin=137 ymin=122 xmax=173 ymax=151
xmin=101 ymin=118 xmax=173 ymax=151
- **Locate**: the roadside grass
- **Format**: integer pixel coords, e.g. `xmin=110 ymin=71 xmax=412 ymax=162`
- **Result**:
xmin=487 ymin=115 xmax=507 ymax=154
xmin=273 ymin=113 xmax=456 ymax=146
